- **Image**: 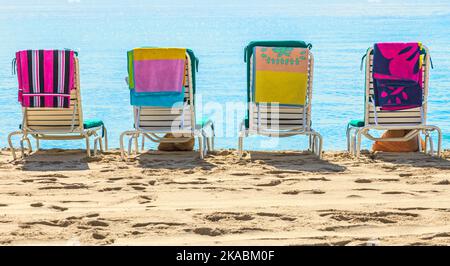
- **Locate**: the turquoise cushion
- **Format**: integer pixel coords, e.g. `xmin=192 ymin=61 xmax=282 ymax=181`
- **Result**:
xmin=197 ymin=117 xmax=213 ymax=128
xmin=349 ymin=119 xmax=365 ymax=127
xmin=83 ymin=119 xmax=104 ymax=129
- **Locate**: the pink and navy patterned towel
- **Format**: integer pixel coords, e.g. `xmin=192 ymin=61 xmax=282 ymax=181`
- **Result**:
xmin=373 ymin=43 xmax=424 ymax=111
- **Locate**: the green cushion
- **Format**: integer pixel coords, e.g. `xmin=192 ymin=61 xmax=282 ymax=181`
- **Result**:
xmin=349 ymin=119 xmax=365 ymax=127
xmin=197 ymin=117 xmax=212 ymax=128
xmin=83 ymin=119 xmax=104 ymax=129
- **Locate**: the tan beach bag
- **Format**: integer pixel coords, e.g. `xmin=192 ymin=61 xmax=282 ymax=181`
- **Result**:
xmin=372 ymin=130 xmax=425 ymax=152
xmin=158 ymin=133 xmax=195 ymax=151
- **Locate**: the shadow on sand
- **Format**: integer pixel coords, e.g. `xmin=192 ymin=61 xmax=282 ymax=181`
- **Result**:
xmin=361 ymin=151 xmax=450 ymax=170
xmin=15 ymin=149 xmax=90 ymax=171
xmin=247 ymin=151 xmax=347 ymax=173
xmin=133 ymin=150 xmax=217 ymax=170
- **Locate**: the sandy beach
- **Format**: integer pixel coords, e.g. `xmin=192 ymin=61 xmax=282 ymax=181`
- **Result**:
xmin=0 ymin=149 xmax=449 ymax=246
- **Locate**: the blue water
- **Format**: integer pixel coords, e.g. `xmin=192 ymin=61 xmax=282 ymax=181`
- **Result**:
xmin=1 ymin=0 xmax=449 ymax=151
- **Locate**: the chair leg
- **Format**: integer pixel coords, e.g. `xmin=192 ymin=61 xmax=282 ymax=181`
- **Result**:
xmin=417 ymin=132 xmax=422 ymax=153
xmin=128 ymin=136 xmax=134 ymax=156
xmin=211 ymin=125 xmax=215 ymax=151
xmin=95 ymin=130 xmax=104 ymax=153
xmin=99 ymin=135 xmax=104 ymax=152
xmin=141 ymin=134 xmax=146 ymax=152
xmin=308 ymin=135 xmax=313 ymax=152
xmin=134 ymin=134 xmax=139 ymax=155
xmin=238 ymin=133 xmax=245 ymax=159
xmin=93 ymin=132 xmax=101 ymax=156
xmin=435 ymin=127 xmax=442 ymax=157
xmin=346 ymin=125 xmax=352 ymax=153
xmin=85 ymin=135 xmax=91 ymax=157
xmin=310 ymin=132 xmax=323 ymax=158
xmin=7 ymin=131 xmax=22 ymax=160
xmin=429 ymin=136 xmax=434 ymax=156
xmin=20 ymin=136 xmax=32 ymax=158
xmin=119 ymin=131 xmax=129 ymax=160
xmin=206 ymin=137 xmax=213 ymax=153
xmin=316 ymin=134 xmax=323 ymax=159
xmin=203 ymin=134 xmax=208 ymax=157
xmin=352 ymin=130 xmax=359 ymax=156
xmin=201 ymin=129 xmax=211 ymax=155
xmin=36 ymin=137 xmax=40 ymax=151
xmin=206 ymin=134 xmax=212 ymax=153
xmin=424 ymin=133 xmax=429 ymax=155
xmin=355 ymin=130 xmax=363 ymax=158
xmin=103 ymin=127 xmax=108 ymax=151
xmin=198 ymin=135 xmax=204 ymax=159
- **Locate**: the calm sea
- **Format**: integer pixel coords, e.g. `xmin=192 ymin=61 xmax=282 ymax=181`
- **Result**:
xmin=1 ymin=0 xmax=449 ymax=151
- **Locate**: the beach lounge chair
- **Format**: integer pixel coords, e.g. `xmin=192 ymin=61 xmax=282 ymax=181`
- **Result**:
xmin=238 ymin=41 xmax=323 ymax=158
xmin=120 ymin=48 xmax=214 ymax=160
xmin=8 ymin=50 xmax=107 ymax=160
xmin=346 ymin=43 xmax=442 ymax=157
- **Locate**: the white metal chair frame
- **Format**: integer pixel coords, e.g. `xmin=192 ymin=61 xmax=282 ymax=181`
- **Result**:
xmin=238 ymin=49 xmax=323 ymax=158
xmin=347 ymin=46 xmax=442 ymax=157
xmin=120 ymin=52 xmax=214 ymax=160
xmin=7 ymin=58 xmax=108 ymax=160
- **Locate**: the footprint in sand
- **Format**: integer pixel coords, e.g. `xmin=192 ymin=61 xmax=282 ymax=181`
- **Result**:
xmin=87 ymin=220 xmax=109 ymax=227
xmin=132 ymin=222 xmax=186 ymax=228
xmin=256 ymin=212 xmax=283 ymax=218
xmin=355 ymin=178 xmax=372 ymax=183
xmin=138 ymin=195 xmax=153 ymax=204
xmin=282 ymin=189 xmax=325 ymax=195
xmin=396 ymin=207 xmax=430 ymax=211
xmin=100 ymin=169 xmax=115 ymax=173
xmin=85 ymin=213 xmax=100 ymax=218
xmin=256 ymin=212 xmax=296 ymax=221
xmin=399 ymin=173 xmax=413 ymax=177
xmin=192 ymin=227 xmax=225 ymax=236
xmin=127 ymin=182 xmax=148 ymax=187
xmin=92 ymin=232 xmax=107 ymax=240
xmin=36 ymin=173 xmax=69 ymax=179
xmin=23 ymin=219 xmax=74 ymax=227
xmin=308 ymin=177 xmax=331 ymax=181
xmin=433 ymin=180 xmax=450 ymax=185
xmin=282 ymin=190 xmax=300 ymax=195
xmin=378 ymin=178 xmax=400 ymax=182
xmin=318 ymin=210 xmax=419 ymax=224
xmin=107 ymin=177 xmax=124 ymax=181
xmin=420 ymin=232 xmax=450 ymax=240
xmin=280 ymin=216 xmax=297 ymax=221
xmin=204 ymin=212 xmax=254 ymax=222
xmin=36 ymin=178 xmax=57 ymax=184
xmin=382 ymin=191 xmax=416 ymax=195
xmin=347 ymin=195 xmax=363 ymax=198
xmin=230 ymin=172 xmax=252 ymax=176
xmin=353 ymin=188 xmax=379 ymax=191
xmin=255 ymin=180 xmax=282 ymax=187
xmin=39 ymin=183 xmax=88 ymax=190
xmin=49 ymin=205 xmax=68 ymax=212
xmin=99 ymin=187 xmax=122 ymax=192
xmin=304 ymin=189 xmax=325 ymax=194
xmin=183 ymin=170 xmax=196 ymax=174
